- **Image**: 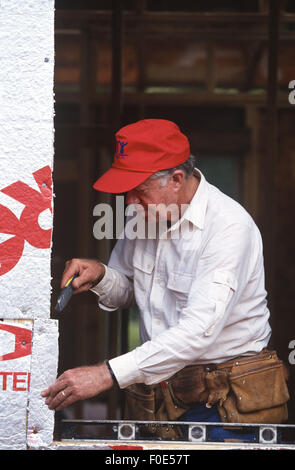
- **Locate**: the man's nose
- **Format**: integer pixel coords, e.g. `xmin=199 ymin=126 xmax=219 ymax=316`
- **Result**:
xmin=125 ymin=190 xmax=140 ymax=205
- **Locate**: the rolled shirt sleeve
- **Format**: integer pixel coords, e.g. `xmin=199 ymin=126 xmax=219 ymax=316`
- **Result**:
xmin=91 ymin=264 xmax=134 ymax=311
xmin=90 ymin=237 xmax=135 ymax=311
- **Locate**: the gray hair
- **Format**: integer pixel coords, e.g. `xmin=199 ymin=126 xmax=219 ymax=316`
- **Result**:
xmin=149 ymin=154 xmax=197 ymax=186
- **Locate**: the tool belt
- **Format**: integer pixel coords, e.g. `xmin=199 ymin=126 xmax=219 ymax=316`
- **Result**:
xmin=123 ymin=349 xmax=290 ymax=439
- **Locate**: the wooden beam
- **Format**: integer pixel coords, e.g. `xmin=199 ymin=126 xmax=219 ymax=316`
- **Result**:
xmin=206 ymin=42 xmax=216 ymax=94
xmin=240 ymin=42 xmax=265 ymax=92
xmin=111 ymin=0 xmax=123 ymax=133
xmin=55 ymin=10 xmax=295 ymax=26
xmin=243 ymin=107 xmax=261 ymax=220
xmin=80 ymin=29 xmax=96 ymax=125
xmin=106 ymin=0 xmax=123 ymax=421
xmin=55 ymin=10 xmax=295 ymax=40
xmin=259 ymin=0 xmax=280 ymax=341
xmin=54 ymin=89 xmax=293 ymax=109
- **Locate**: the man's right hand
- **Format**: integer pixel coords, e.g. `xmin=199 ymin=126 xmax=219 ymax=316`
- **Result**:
xmin=61 ymin=258 xmax=106 ymax=294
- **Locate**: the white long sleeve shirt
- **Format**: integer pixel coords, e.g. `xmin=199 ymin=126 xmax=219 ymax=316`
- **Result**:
xmin=91 ymin=169 xmax=271 ymax=388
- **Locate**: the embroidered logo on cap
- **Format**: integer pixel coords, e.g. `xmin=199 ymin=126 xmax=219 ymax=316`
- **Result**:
xmin=116 ymin=140 xmax=128 ymax=158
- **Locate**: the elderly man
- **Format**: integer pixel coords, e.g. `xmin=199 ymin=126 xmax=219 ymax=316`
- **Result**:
xmin=42 ymin=119 xmax=289 ymax=440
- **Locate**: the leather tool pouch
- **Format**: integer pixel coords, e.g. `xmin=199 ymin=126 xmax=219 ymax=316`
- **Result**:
xmin=217 ymin=350 xmax=290 ymax=424
xmin=124 ymin=383 xmax=155 ymax=422
xmin=123 ymin=350 xmax=290 ymax=439
xmin=124 ymin=365 xmax=208 ymax=439
xmin=124 ymin=382 xmax=183 ymax=439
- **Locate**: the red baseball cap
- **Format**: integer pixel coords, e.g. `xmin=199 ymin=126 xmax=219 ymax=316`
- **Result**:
xmin=93 ymin=119 xmax=190 ymax=193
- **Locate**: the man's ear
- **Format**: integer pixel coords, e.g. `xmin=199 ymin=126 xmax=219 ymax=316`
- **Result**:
xmin=170 ymin=170 xmax=185 ymax=191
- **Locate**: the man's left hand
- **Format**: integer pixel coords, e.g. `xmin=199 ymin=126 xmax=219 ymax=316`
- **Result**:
xmin=41 ymin=363 xmax=114 ymax=411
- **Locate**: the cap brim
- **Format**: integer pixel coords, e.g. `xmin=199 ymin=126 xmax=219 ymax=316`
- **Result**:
xmin=93 ymin=167 xmax=154 ymax=194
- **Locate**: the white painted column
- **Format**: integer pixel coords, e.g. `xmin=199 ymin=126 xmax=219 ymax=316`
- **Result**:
xmin=0 ymin=0 xmax=58 ymax=450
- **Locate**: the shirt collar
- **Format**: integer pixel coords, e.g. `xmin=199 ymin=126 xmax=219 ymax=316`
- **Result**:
xmin=183 ymin=168 xmax=208 ymax=230
xmin=169 ymin=168 xmax=208 ymax=232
